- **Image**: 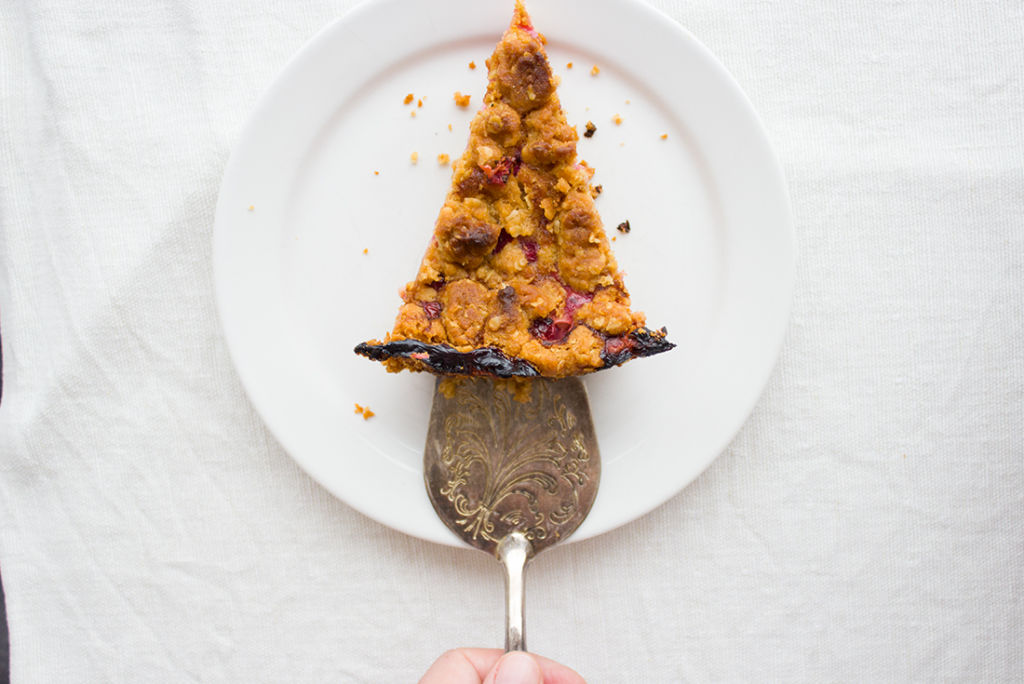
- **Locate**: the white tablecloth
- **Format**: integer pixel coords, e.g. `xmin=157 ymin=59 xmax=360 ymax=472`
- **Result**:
xmin=1 ymin=1 xmax=1021 ymax=681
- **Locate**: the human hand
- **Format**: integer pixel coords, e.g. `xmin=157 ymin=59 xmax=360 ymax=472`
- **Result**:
xmin=419 ymin=648 xmax=586 ymax=684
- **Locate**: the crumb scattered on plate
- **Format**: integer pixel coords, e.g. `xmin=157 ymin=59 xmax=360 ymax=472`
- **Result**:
xmin=616 ymin=220 xmax=631 ymax=234
xmin=354 ymin=403 xmax=375 ymax=419
xmin=566 ymin=61 xmax=573 ymax=69
xmin=248 ymin=205 xmax=254 ymax=211
xmin=584 ymin=121 xmax=596 ymax=138
xmin=660 ymin=133 xmax=668 ymax=140
xmin=437 ymin=153 xmax=450 ymax=165
xmin=363 ymin=248 xmax=369 ymax=254
xmin=403 ymin=93 xmax=414 ymax=105
xmin=410 ymin=151 xmax=419 ymax=164
xmin=469 ymin=61 xmax=476 ymax=69
xmin=454 ymin=91 xmax=471 ymax=107
xmin=612 ymin=114 xmax=623 ymax=125
xmin=590 ymin=65 xmax=600 ymax=76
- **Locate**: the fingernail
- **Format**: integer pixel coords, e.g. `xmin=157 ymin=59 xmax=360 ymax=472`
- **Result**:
xmin=494 ymin=652 xmax=541 ymax=684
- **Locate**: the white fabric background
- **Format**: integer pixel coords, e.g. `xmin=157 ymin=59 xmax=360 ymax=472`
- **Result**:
xmin=1 ymin=0 xmax=1022 ymax=681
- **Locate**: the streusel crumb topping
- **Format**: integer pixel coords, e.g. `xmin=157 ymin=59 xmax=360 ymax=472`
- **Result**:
xmin=356 ymin=0 xmax=672 ymax=378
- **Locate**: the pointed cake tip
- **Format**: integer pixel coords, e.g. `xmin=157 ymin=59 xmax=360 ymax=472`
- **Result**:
xmin=511 ymin=0 xmax=533 ymax=32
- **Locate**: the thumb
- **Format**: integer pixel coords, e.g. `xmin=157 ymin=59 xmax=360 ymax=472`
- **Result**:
xmin=483 ymin=651 xmax=543 ymax=684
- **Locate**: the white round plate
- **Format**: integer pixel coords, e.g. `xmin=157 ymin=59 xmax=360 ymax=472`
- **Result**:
xmin=213 ymin=0 xmax=793 ymax=547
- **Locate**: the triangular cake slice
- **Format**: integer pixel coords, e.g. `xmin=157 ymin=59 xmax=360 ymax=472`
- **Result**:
xmin=356 ymin=1 xmax=673 ymax=378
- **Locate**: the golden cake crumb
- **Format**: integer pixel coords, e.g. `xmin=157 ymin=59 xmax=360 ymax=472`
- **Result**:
xmin=439 ymin=378 xmax=534 ymax=403
xmin=404 ymin=93 xmax=414 ymax=105
xmin=612 ymin=114 xmax=623 ymax=125
xmin=363 ymin=248 xmax=369 ymax=254
xmin=248 ymin=205 xmax=254 ymax=211
xmin=443 ymin=377 xmax=533 ymax=402
xmin=353 ymin=403 xmax=375 ymax=419
xmin=410 ymin=110 xmax=417 ymax=118
xmin=590 ymin=65 xmax=600 ymax=76
xmin=660 ymin=133 xmax=668 ymax=140
xmin=494 ymin=377 xmax=534 ymax=402
xmin=438 ymin=376 xmax=463 ymax=398
xmin=448 ymin=123 xmax=453 ymax=131
xmin=469 ymin=61 xmax=477 ymax=69
xmin=454 ymin=91 xmax=471 ymax=107
xmin=417 ymin=99 xmax=423 ymax=107
xmin=437 ymin=153 xmax=450 ymax=165
xmin=410 ymin=151 xmax=419 ymax=164
xmin=566 ymin=61 xmax=573 ymax=69
xmin=374 ymin=170 xmax=379 ymax=175
xmin=583 ymin=121 xmax=596 ymax=138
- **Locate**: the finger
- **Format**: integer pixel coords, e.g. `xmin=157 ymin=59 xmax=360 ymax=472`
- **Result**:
xmin=482 ymin=652 xmax=542 ymax=684
xmin=418 ymin=648 xmax=503 ymax=684
xmin=535 ymin=655 xmax=588 ymax=684
xmin=533 ymin=653 xmax=587 ymax=684
xmin=480 ymin=651 xmax=587 ymax=684
xmin=419 ymin=648 xmax=587 ymax=684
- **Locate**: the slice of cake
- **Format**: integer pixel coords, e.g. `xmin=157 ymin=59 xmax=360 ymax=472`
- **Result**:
xmin=356 ymin=1 xmax=673 ymax=378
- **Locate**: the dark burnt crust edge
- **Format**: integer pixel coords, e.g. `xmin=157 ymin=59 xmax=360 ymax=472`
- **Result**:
xmin=354 ymin=339 xmax=541 ymax=377
xmin=354 ymin=327 xmax=674 ymax=378
xmin=599 ymin=327 xmax=675 ymax=368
